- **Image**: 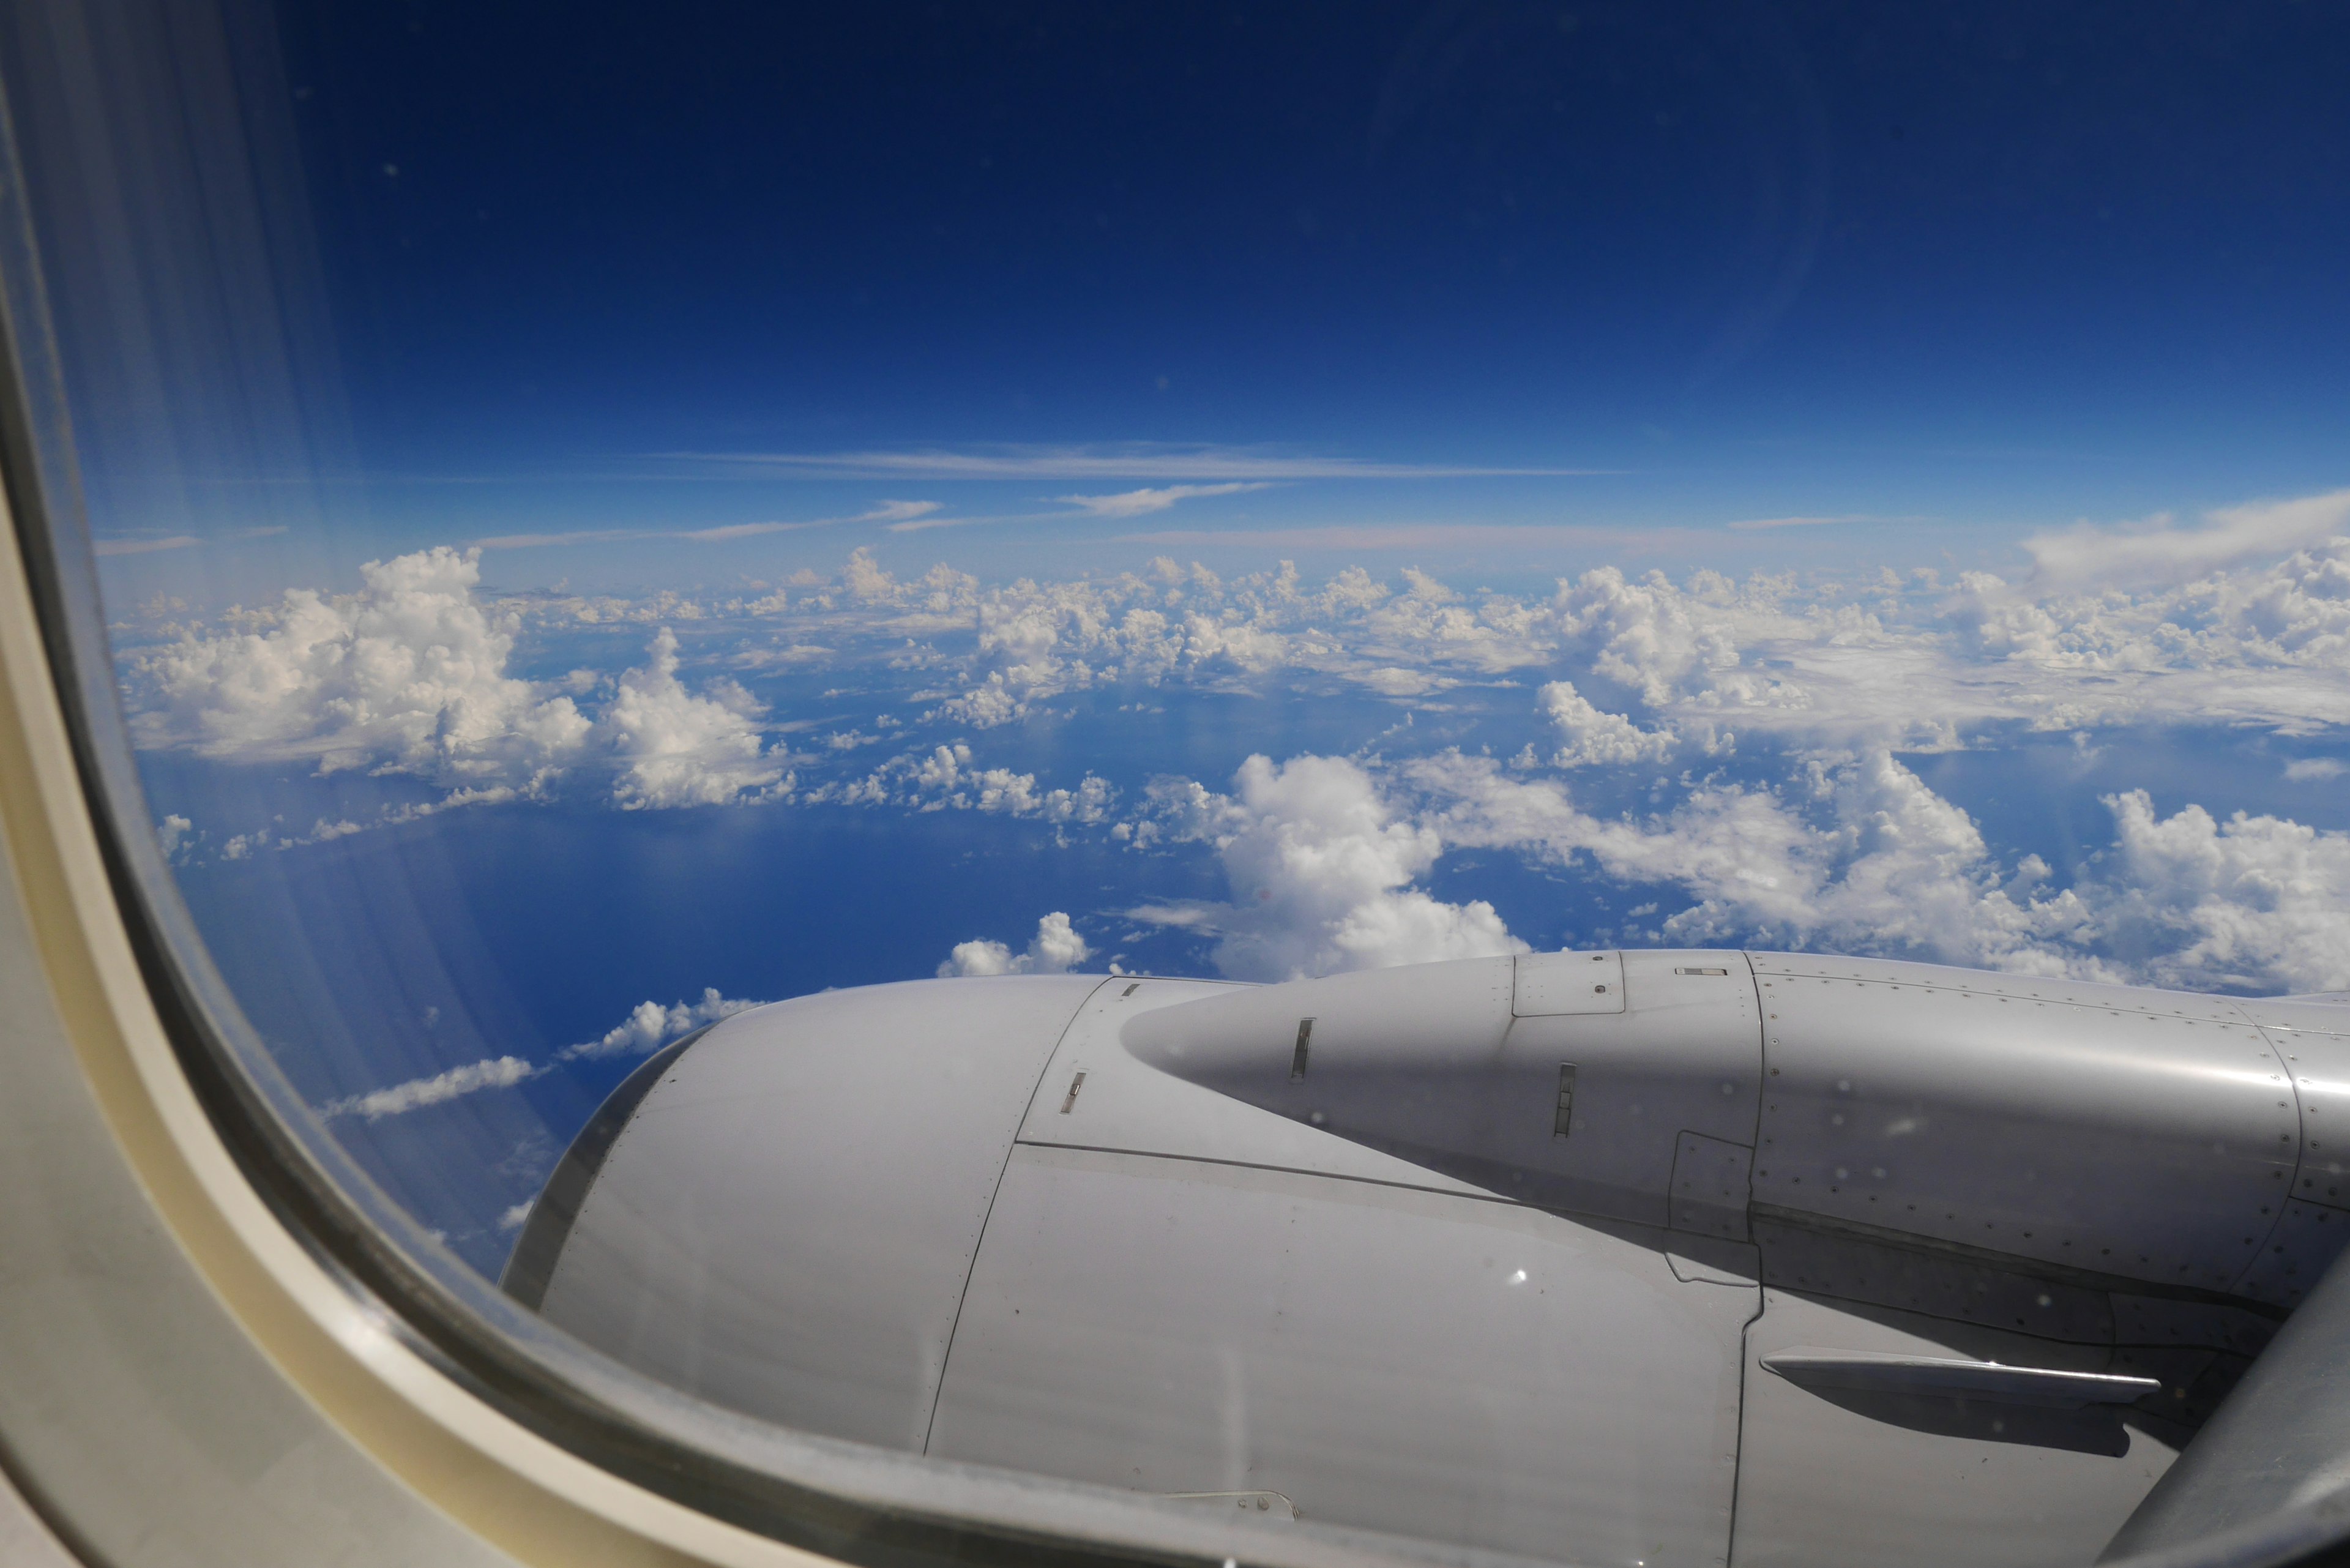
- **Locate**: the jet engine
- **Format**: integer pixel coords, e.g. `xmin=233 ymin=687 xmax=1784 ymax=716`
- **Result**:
xmin=505 ymin=950 xmax=2350 ymax=1568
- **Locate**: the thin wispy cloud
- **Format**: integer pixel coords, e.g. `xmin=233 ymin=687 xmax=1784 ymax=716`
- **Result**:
xmin=475 ymin=528 xmax=635 ymax=550
xmin=677 ymin=501 xmax=939 ymax=541
xmin=1116 ymin=523 xmax=1710 ymax=551
xmin=881 ymin=505 xmax=1138 ymax=534
xmin=669 ymin=442 xmax=1612 ymax=482
xmin=479 ymin=501 xmax=943 ymax=550
xmin=318 ymin=988 xmax=764 ymax=1120
xmin=855 ymin=499 xmax=943 ymax=524
xmin=1059 ymin=482 xmax=1269 ymax=518
xmin=1725 ymin=513 xmax=1917 ymax=532
xmin=92 ymin=534 xmax=203 ymax=556
xmin=674 ymin=520 xmax=811 ymax=542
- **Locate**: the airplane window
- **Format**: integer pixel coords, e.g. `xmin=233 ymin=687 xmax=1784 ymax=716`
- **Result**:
xmin=6 ymin=2 xmax=2350 ymax=1565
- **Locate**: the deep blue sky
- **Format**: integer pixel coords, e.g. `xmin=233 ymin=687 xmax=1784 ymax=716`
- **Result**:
xmin=263 ymin=1 xmax=2350 ymax=519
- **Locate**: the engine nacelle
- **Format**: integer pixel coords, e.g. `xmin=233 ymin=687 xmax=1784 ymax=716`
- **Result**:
xmin=507 ymin=950 xmax=2350 ymax=1568
xmin=1122 ymin=949 xmax=2350 ymax=1306
xmin=1121 ymin=949 xmax=1764 ymax=1239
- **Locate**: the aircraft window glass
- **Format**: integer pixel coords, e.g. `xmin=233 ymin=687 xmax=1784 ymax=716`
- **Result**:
xmin=6 ymin=2 xmax=2350 ymax=1565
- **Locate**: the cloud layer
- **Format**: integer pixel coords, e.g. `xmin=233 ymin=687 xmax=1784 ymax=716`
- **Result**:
xmin=127 ymin=548 xmax=787 ymax=812
xmin=126 ymin=490 xmax=2350 ymax=996
xmin=130 ymin=547 xmax=593 ymax=784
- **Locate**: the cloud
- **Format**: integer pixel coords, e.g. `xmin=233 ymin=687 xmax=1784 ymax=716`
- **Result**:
xmin=481 ymin=501 xmax=944 ymax=550
xmin=498 ymin=1201 xmax=533 ymax=1231
xmin=670 ymin=443 xmax=1608 ymax=481
xmin=1058 ymin=482 xmax=1269 ymax=518
xmin=814 ymin=742 xmax=1117 ymax=823
xmin=323 ymin=1055 xmax=539 ymax=1120
xmin=126 ymin=550 xmax=795 ymax=816
xmin=130 ymin=493 xmax=2350 ymax=999
xmin=1357 ymin=667 xmax=1457 ymax=697
xmin=859 ymin=499 xmax=944 ymax=525
xmin=1551 ymin=566 xmax=1753 ymax=707
xmin=882 ymin=513 xmax=1005 ymax=534
xmin=126 ymin=545 xmax=594 ymax=786
xmin=612 ymin=509 xmax=2350 ymax=824
xmin=938 ymin=911 xmax=1094 ymax=977
xmin=1138 ymin=755 xmax=1525 ymax=982
xmin=560 ymin=986 xmax=766 ymax=1059
xmin=2085 ymin=791 xmax=2350 ymax=994
xmin=1516 ymin=537 xmax=2350 ymax=744
xmin=1725 ymin=514 xmax=1907 ymax=532
xmin=318 ymin=988 xmax=766 ymax=1122
xmin=676 ymin=500 xmax=942 ymax=542
xmin=841 ymin=546 xmax=901 ymax=603
xmin=674 ymin=520 xmax=818 ymax=543
xmin=2022 ymin=489 xmax=2350 ymax=588
xmin=882 ymin=554 xmax=1568 ymax=730
xmin=1113 ymin=524 xmax=1690 ymax=550
xmin=474 ymin=529 xmax=633 ymax=551
xmin=1404 ymin=749 xmax=2091 ymax=975
xmin=93 ymin=534 xmax=203 ymax=556
xmin=1391 ymin=745 xmax=2350 ymax=995
xmin=1539 ymin=679 xmax=1677 ymax=766
xmin=597 ymin=629 xmax=789 ymax=808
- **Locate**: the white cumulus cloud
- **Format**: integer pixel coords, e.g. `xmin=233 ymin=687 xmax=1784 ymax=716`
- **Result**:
xmin=561 ymin=987 xmax=767 ymax=1060
xmin=1539 ymin=679 xmax=1679 ymax=766
xmin=2084 ymin=791 xmax=2350 ymax=994
xmin=1138 ymin=754 xmax=1525 ymax=982
xmin=128 ymin=545 xmax=592 ymax=786
xmin=938 ymin=911 xmax=1094 ymax=977
xmin=597 ymin=629 xmax=789 ymax=808
xmin=1411 ymin=749 xmax=2095 ymax=976
xmin=124 ymin=548 xmax=804 ymax=816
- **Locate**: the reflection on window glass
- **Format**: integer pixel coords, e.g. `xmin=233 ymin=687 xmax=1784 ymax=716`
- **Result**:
xmin=17 ymin=1 xmax=2350 ymax=1563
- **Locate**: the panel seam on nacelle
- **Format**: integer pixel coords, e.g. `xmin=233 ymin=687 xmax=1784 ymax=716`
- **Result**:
xmin=1002 ymin=1139 xmax=1532 ymax=1213
xmin=1723 ymin=957 xmax=1771 ymax=1568
xmin=919 ymin=976 xmax=1119 ymax=1458
xmin=2227 ymin=1000 xmax=2316 ymax=1304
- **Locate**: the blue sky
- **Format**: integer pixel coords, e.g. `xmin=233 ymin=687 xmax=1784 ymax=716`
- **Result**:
xmin=72 ymin=0 xmax=2350 ymax=593
xmin=35 ymin=2 xmax=2350 ymax=1272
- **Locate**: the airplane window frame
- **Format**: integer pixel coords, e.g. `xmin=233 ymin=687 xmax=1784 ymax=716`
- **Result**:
xmin=0 ymin=12 xmax=2347 ymax=1568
